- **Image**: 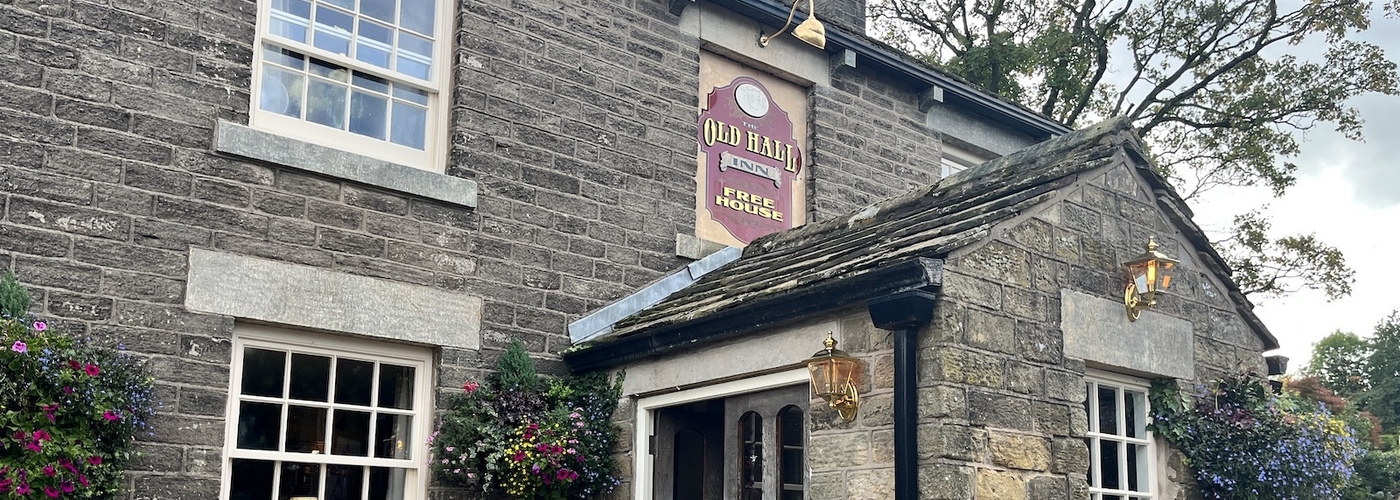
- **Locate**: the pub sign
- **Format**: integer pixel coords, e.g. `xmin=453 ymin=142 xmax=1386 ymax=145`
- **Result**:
xmin=697 ymin=77 xmax=804 ymax=244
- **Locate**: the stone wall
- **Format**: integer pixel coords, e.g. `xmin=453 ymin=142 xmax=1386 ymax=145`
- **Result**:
xmin=914 ymin=158 xmax=1269 ymax=499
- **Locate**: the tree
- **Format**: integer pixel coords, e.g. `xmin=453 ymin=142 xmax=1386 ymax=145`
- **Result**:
xmin=1363 ymin=311 xmax=1400 ymax=430
xmin=869 ymin=0 xmax=1396 ymax=300
xmin=1304 ymin=330 xmax=1373 ymax=399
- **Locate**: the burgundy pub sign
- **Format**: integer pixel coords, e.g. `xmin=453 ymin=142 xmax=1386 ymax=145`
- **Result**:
xmin=697 ymin=77 xmax=803 ymax=244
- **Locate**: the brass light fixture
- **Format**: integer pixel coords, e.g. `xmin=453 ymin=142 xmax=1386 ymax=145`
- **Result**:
xmin=759 ymin=0 xmax=826 ymax=49
xmin=1122 ymin=236 xmax=1179 ymax=321
xmin=805 ymin=332 xmax=863 ymax=421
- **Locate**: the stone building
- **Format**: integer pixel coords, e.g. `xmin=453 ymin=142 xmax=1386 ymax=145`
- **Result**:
xmin=0 ymin=0 xmax=1273 ymax=497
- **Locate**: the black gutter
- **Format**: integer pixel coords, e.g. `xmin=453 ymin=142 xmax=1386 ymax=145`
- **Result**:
xmin=868 ymin=290 xmax=938 ymax=500
xmin=562 ymin=257 xmax=943 ymax=372
xmin=705 ymin=0 xmax=1072 ymax=139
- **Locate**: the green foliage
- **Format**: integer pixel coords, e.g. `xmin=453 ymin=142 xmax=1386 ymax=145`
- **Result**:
xmin=1345 ymin=449 xmax=1400 ymax=499
xmin=496 ymin=338 xmax=539 ymax=393
xmin=1150 ymin=373 xmax=1362 ymax=499
xmin=1362 ymin=311 xmax=1400 ymax=431
xmin=431 ymin=339 xmax=624 ymax=499
xmin=0 ymin=283 xmax=157 ymax=498
xmin=869 ymin=0 xmax=1394 ymax=301
xmin=0 ymin=273 xmax=30 ymax=320
xmin=1305 ymin=330 xmax=1373 ymax=399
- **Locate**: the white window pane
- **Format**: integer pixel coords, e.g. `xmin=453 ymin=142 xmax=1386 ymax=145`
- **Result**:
xmin=241 ymin=347 xmax=287 ymax=397
xmin=312 ymin=5 xmax=354 ymax=55
xmin=326 ymin=465 xmax=365 ymax=500
xmin=350 ymin=90 xmax=388 ymax=140
xmin=368 ymin=467 xmax=408 ymax=500
xmin=238 ymin=401 xmax=282 ymax=451
xmin=289 ymin=353 xmax=332 ymax=401
xmin=361 ymin=0 xmax=395 ymax=23
xmin=324 ymin=0 xmax=354 ymax=9
xmin=1098 ymin=386 xmax=1118 ymax=435
xmin=392 ymin=85 xmax=428 ymax=105
xmin=280 ymin=462 xmax=322 ymax=498
xmin=1126 ymin=390 xmax=1147 ymax=439
xmin=286 ymin=405 xmax=329 ymax=453
xmin=355 ymin=19 xmax=393 ymax=69
xmin=229 ymin=459 xmax=275 ymax=500
xmin=306 ymin=79 xmax=348 ymax=129
xmin=1128 ymin=443 xmax=1148 ymax=492
xmin=269 ymin=0 xmax=311 ymax=42
xmin=264 ymin=46 xmax=306 ymax=70
xmin=261 ymin=65 xmax=305 ymax=118
xmin=331 ymin=409 xmax=372 ymax=456
xmin=377 ymin=364 xmax=416 ymax=409
xmin=399 ymin=0 xmax=434 ymax=34
xmin=395 ymin=31 xmax=432 ymax=80
xmin=374 ymin=414 xmax=413 ymax=459
xmin=1099 ymin=440 xmax=1120 ymax=490
xmin=353 ymin=72 xmax=389 ymax=93
xmin=390 ymin=101 xmax=426 ymax=150
xmin=335 ymin=358 xmax=375 ymax=406
xmin=308 ymin=56 xmax=350 ymax=82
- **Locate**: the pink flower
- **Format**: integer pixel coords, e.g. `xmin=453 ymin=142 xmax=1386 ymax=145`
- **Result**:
xmin=24 ymin=441 xmax=41 ymax=451
xmin=32 ymin=321 xmax=46 ymax=331
xmin=84 ymin=364 xmax=100 ymax=377
xmin=513 ymin=451 xmax=526 ymax=462
xmin=41 ymin=466 xmax=55 ymax=477
xmin=15 ymin=482 xmax=30 ymax=495
xmin=32 ymin=430 xmax=51 ymax=442
xmin=67 ymin=360 xmax=80 ymax=370
xmin=77 ymin=475 xmax=88 ymax=487
xmin=59 ymin=461 xmax=77 ymax=475
xmin=59 ymin=482 xmax=73 ymax=493
xmin=62 ymin=387 xmax=73 ymax=395
xmin=43 ymin=485 xmax=58 ymax=498
xmin=13 ymin=431 xmax=27 ymax=441
xmin=0 ymin=478 xmax=11 ymax=493
xmin=87 ymin=456 xmax=101 ymax=466
xmin=10 ymin=341 xmax=25 ymax=353
xmin=102 ymin=411 xmax=119 ymax=422
xmin=462 ymin=381 xmax=479 ymax=393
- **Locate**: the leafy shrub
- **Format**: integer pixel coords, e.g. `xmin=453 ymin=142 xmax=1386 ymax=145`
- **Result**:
xmin=1151 ymin=372 xmax=1362 ymax=500
xmin=0 ymin=274 xmax=157 ymax=498
xmin=430 ymin=340 xmax=623 ymax=499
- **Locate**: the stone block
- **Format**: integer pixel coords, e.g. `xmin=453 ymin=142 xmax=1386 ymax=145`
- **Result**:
xmin=958 ymin=240 xmax=1032 ymax=288
xmin=861 ymin=392 xmax=894 ymax=427
xmin=1061 ymin=289 xmax=1194 ymax=379
xmin=1034 ymin=401 xmax=1072 ymax=436
xmin=1045 ymin=369 xmax=1086 ymax=404
xmin=989 ymin=432 xmax=1052 ymax=471
xmin=968 ymin=390 xmax=1033 ymax=430
xmin=977 ymin=469 xmax=1026 ymax=500
xmin=925 ymin=347 xmax=1004 ymax=388
xmin=940 ymin=272 xmax=1003 ymax=310
xmin=917 ymin=385 xmax=967 ymax=419
xmin=918 ymin=423 xmax=986 ymax=461
xmin=965 ymin=308 xmax=1015 ymax=354
xmin=1015 ymin=320 xmax=1063 ymax=364
xmin=917 ymin=464 xmax=973 ymax=500
xmin=847 ymin=468 xmax=895 ymax=500
xmin=185 ymin=249 xmax=482 ymax=349
xmin=1005 ymin=217 xmax=1053 ymax=251
xmin=1005 ymin=361 xmax=1044 ymax=395
xmin=1003 ymin=286 xmax=1047 ymax=321
xmin=1051 ymin=437 xmax=1090 ymax=474
xmin=1027 ymin=475 xmax=1069 ymax=500
xmin=809 ymin=472 xmax=848 ymax=499
xmin=808 ymin=432 xmax=870 ymax=470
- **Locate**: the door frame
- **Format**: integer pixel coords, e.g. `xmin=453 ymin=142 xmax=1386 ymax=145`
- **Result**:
xmin=633 ymin=369 xmax=809 ymax=500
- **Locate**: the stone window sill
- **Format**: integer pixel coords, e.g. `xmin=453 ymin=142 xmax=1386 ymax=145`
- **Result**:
xmin=213 ymin=120 xmax=477 ymax=208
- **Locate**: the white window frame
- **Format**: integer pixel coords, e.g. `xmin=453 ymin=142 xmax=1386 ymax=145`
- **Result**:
xmin=633 ymin=369 xmax=809 ymax=500
xmin=249 ymin=0 xmax=453 ymax=171
xmin=1085 ymin=370 xmax=1156 ymax=500
xmin=219 ymin=323 xmax=434 ymax=500
xmin=940 ymin=143 xmax=985 ymax=178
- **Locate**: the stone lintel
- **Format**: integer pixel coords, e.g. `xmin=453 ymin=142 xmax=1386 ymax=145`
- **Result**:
xmin=213 ymin=121 xmax=478 ymax=208
xmin=1061 ymin=288 xmax=1194 ymax=380
xmin=185 ymin=249 xmax=481 ymax=349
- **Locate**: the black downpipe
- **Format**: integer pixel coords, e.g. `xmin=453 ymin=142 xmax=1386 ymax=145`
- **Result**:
xmin=867 ymin=290 xmax=938 ymax=500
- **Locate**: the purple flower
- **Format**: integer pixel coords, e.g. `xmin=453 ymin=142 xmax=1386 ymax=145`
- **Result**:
xmin=10 ymin=341 xmax=26 ymax=353
xmin=31 ymin=321 xmax=46 ymax=331
xmin=41 ymin=466 xmax=55 ymax=477
xmin=15 ymin=482 xmax=30 ymax=496
xmin=102 ymin=411 xmax=119 ymax=422
xmin=43 ymin=485 xmax=58 ymax=498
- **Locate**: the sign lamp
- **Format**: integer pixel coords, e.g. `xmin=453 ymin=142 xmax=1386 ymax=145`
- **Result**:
xmin=759 ymin=0 xmax=826 ymax=49
xmin=1122 ymin=236 xmax=1179 ymax=321
xmin=805 ymin=332 xmax=862 ymax=422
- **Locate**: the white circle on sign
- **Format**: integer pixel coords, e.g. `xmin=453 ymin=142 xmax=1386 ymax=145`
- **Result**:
xmin=735 ymin=83 xmax=770 ymax=118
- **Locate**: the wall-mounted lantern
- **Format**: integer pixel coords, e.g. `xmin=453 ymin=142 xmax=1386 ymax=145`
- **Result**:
xmin=805 ymin=332 xmax=862 ymax=422
xmin=1122 ymin=236 xmax=1179 ymax=321
xmin=758 ymin=0 xmax=826 ymax=49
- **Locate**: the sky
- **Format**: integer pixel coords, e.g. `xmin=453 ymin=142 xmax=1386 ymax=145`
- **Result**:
xmin=1188 ymin=10 xmax=1400 ymax=372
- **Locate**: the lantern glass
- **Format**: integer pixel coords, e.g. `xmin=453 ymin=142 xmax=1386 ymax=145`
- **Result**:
xmin=807 ymin=354 xmax=860 ymax=400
